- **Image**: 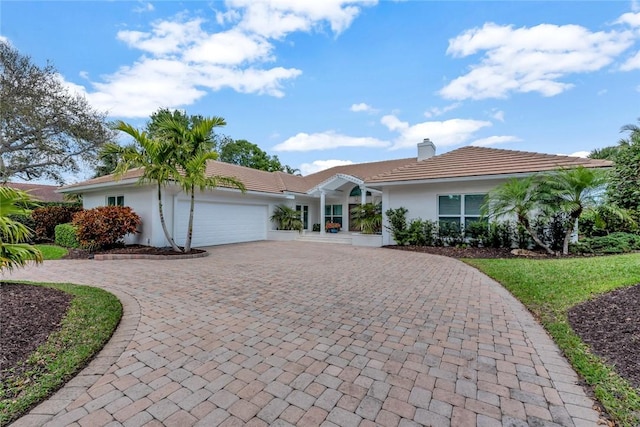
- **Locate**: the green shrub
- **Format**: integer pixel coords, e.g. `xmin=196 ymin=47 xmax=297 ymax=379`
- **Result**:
xmin=439 ymin=221 xmax=465 ymax=247
xmin=484 ymin=221 xmax=515 ymax=248
xmin=406 ymin=219 xmax=437 ymax=246
xmin=31 ymin=205 xmax=83 ymax=242
xmin=312 ymin=223 xmax=321 ymax=232
xmin=465 ymin=221 xmax=488 ymax=247
xmin=72 ymin=206 xmax=141 ymax=250
xmin=533 ymin=212 xmax=569 ymax=251
xmin=54 ymin=223 xmax=79 ymax=248
xmin=385 ymin=207 xmax=410 ymax=245
xmin=571 ymin=232 xmax=640 ymax=255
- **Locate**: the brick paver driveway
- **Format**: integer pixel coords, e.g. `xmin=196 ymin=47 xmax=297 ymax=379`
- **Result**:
xmin=8 ymin=242 xmax=601 ymax=427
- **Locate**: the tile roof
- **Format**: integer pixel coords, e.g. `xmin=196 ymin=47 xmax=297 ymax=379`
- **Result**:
xmin=60 ymin=146 xmax=612 ymax=195
xmin=366 ymin=146 xmax=613 ymax=184
xmin=3 ymin=182 xmax=66 ymax=203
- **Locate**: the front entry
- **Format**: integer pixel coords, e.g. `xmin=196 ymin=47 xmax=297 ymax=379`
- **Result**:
xmin=296 ymin=205 xmax=309 ymax=230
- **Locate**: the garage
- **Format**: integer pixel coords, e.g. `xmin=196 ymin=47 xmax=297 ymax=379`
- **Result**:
xmin=174 ymin=200 xmax=268 ymax=247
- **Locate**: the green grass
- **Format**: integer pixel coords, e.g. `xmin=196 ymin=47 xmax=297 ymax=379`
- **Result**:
xmin=0 ymin=282 xmax=122 ymax=426
xmin=34 ymin=244 xmax=68 ymax=260
xmin=465 ymin=253 xmax=640 ymax=427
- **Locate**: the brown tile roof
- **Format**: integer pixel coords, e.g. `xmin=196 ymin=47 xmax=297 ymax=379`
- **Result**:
xmin=366 ymin=146 xmax=613 ymax=184
xmin=3 ymin=182 xmax=66 ymax=203
xmin=303 ymin=157 xmax=417 ymax=188
xmin=62 ymin=168 xmax=146 ymax=190
xmin=203 ymin=161 xmax=288 ymax=194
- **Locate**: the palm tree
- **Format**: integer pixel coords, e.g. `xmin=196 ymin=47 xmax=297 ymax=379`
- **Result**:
xmin=482 ymin=176 xmax=555 ymax=255
xmin=154 ymin=115 xmax=245 ymax=252
xmin=270 ymin=205 xmax=303 ymax=231
xmin=0 ymin=187 xmax=42 ymax=272
xmin=542 ymin=166 xmax=608 ymax=255
xmin=107 ymin=121 xmax=182 ymax=252
xmin=350 ymin=203 xmax=382 ymax=234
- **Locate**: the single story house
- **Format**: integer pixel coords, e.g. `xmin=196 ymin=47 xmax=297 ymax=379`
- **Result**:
xmin=6 ymin=182 xmax=66 ymax=203
xmin=59 ymin=140 xmax=612 ymax=247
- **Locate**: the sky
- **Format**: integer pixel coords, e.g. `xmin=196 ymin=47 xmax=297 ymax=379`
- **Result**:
xmin=1 ymin=0 xmax=640 ymax=182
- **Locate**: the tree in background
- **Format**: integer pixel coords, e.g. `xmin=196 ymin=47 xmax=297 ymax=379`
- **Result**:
xmin=218 ymin=139 xmax=285 ymax=172
xmin=0 ymin=42 xmax=113 ymax=183
xmin=0 ymin=187 xmax=42 ymax=272
xmin=607 ymin=118 xmax=640 ymax=211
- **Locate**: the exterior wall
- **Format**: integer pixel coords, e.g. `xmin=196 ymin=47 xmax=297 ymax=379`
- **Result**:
xmin=381 ymin=178 xmax=509 ymax=245
xmin=82 ymin=185 xmax=156 ymax=246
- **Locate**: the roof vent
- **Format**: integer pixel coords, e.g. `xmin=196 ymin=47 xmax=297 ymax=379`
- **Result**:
xmin=417 ymin=138 xmax=436 ymax=161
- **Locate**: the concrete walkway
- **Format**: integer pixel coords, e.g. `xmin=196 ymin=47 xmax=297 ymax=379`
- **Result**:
xmin=7 ymin=242 xmax=602 ymax=427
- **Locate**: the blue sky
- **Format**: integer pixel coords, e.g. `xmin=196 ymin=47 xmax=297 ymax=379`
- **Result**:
xmin=2 ymin=1 xmax=640 ymax=181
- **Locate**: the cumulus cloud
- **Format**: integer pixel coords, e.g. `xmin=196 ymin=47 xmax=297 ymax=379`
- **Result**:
xmin=621 ymin=50 xmax=640 ymax=70
xmin=616 ymin=12 xmax=640 ymax=27
xmin=439 ymin=22 xmax=635 ymax=100
xmin=273 ymin=131 xmax=389 ymax=151
xmin=132 ymin=1 xmax=154 ymax=13
xmin=490 ymin=109 xmax=505 ymax=122
xmin=470 ymin=135 xmax=521 ymax=147
xmin=380 ymin=114 xmax=492 ymax=149
xmin=350 ymin=102 xmax=374 ymax=112
xmin=423 ymin=103 xmax=461 ymax=118
xmin=569 ymin=151 xmax=590 ymax=158
xmin=78 ymin=1 xmax=375 ymax=117
xmin=299 ymin=159 xmax=354 ymax=175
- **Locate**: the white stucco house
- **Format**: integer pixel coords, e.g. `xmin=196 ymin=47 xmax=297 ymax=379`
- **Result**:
xmin=60 ymin=140 xmax=612 ymax=248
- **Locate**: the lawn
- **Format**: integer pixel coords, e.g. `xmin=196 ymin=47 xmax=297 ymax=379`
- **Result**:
xmin=34 ymin=244 xmax=68 ymax=260
xmin=466 ymin=253 xmax=640 ymax=427
xmin=0 ymin=282 xmax=122 ymax=426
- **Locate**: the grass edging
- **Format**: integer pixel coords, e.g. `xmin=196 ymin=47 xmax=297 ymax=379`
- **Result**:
xmin=0 ymin=282 xmax=122 ymax=426
xmin=34 ymin=244 xmax=68 ymax=260
xmin=465 ymin=254 xmax=640 ymax=427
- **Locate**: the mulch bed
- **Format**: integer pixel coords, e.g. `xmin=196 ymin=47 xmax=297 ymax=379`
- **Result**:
xmin=0 ymin=283 xmax=72 ymax=380
xmin=568 ymin=284 xmax=640 ymax=389
xmin=64 ymin=245 xmax=206 ymax=259
xmin=386 ymin=245 xmax=527 ymax=258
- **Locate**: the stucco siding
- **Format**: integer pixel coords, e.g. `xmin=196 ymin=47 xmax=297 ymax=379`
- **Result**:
xmin=381 ymin=178 xmax=508 ymax=245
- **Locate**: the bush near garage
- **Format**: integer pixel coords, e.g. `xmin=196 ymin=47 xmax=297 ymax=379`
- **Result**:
xmin=31 ymin=205 xmax=83 ymax=242
xmin=72 ymin=206 xmax=141 ymax=251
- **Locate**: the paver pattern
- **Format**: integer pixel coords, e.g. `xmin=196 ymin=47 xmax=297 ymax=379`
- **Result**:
xmin=7 ymin=241 xmax=602 ymax=426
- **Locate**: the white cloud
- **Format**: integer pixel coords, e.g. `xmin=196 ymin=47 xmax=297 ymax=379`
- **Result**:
xmin=423 ymin=103 xmax=461 ymax=118
xmin=299 ymin=159 xmax=354 ymax=175
xmin=350 ymin=102 xmax=373 ymax=112
xmin=77 ymin=2 xmax=374 ymax=117
xmin=380 ymin=114 xmax=492 ymax=149
xmin=616 ymin=12 xmax=640 ymax=27
xmin=273 ymin=131 xmax=389 ymax=151
xmin=490 ymin=109 xmax=505 ymax=122
xmin=569 ymin=151 xmax=590 ymax=158
xmin=621 ymin=50 xmax=640 ymax=70
xmin=228 ymin=0 xmax=377 ymax=39
xmin=0 ymin=36 xmax=9 ymax=44
xmin=132 ymin=1 xmax=154 ymax=13
xmin=440 ymin=22 xmax=634 ymax=100
xmin=470 ymin=135 xmax=521 ymax=147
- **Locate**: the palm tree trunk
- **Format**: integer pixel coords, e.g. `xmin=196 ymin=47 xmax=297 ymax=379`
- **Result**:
xmin=184 ymin=184 xmax=195 ymax=253
xmin=562 ymin=216 xmax=580 ymax=256
xmin=157 ymin=184 xmax=181 ymax=252
xmin=521 ymin=216 xmax=556 ymax=255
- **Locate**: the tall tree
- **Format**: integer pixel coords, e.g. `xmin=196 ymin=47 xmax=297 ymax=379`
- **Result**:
xmin=0 ymin=187 xmax=42 ymax=272
xmin=608 ymin=119 xmax=640 ymax=211
xmin=482 ymin=176 xmax=556 ymax=255
xmin=153 ymin=114 xmax=245 ymax=252
xmin=106 ymin=122 xmax=182 ymax=252
xmin=0 ymin=41 xmax=113 ymax=183
xmin=219 ymin=139 xmax=285 ymax=172
xmin=542 ymin=166 xmax=608 ymax=255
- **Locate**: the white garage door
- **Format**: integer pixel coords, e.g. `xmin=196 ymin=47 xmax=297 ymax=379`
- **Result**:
xmin=175 ymin=201 xmax=268 ymax=247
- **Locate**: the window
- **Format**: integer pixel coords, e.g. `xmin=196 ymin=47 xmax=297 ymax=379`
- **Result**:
xmin=438 ymin=194 xmax=486 ymax=228
xmin=107 ymin=196 xmax=124 ymax=206
xmin=324 ymin=204 xmax=343 ymax=227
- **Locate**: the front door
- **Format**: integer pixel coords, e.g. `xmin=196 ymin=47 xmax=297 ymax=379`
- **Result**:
xmin=296 ymin=205 xmax=309 ymax=230
xmin=349 ymin=204 xmax=359 ymax=232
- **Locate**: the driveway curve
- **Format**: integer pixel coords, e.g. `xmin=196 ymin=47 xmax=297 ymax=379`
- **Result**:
xmin=8 ymin=241 xmax=601 ymax=427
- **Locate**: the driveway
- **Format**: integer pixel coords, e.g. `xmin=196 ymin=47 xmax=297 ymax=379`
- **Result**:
xmin=8 ymin=242 xmax=601 ymax=427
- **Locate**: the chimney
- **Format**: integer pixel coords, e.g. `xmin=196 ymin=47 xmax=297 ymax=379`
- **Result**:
xmin=417 ymin=138 xmax=436 ymax=161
